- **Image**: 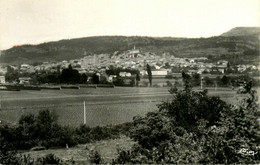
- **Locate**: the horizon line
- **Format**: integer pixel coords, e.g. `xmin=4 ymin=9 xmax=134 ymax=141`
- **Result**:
xmin=2 ymin=26 xmax=260 ymax=51
xmin=0 ymin=34 xmax=223 ymax=51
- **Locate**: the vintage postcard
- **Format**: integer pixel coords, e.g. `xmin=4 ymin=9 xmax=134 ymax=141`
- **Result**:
xmin=0 ymin=0 xmax=259 ymax=164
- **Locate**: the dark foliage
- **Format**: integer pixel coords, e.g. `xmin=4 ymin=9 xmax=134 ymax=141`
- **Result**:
xmin=192 ymin=73 xmax=201 ymax=86
xmin=0 ymin=125 xmax=21 ymax=164
xmin=114 ymin=82 xmax=260 ymax=164
xmin=136 ymin=73 xmax=140 ymax=86
xmin=5 ymin=66 xmax=20 ymax=83
xmin=36 ymin=71 xmax=60 ymax=84
xmin=204 ymin=76 xmax=214 ymax=86
xmin=0 ymin=110 xmax=133 ymax=157
xmin=89 ymin=150 xmax=102 ymax=164
xmin=221 ymin=75 xmax=230 ymax=86
xmin=38 ymin=153 xmax=62 ymax=165
xmin=146 ymin=64 xmax=152 ymax=86
xmin=75 ymin=123 xmax=133 ymax=144
xmin=60 ymin=65 xmax=84 ymax=84
xmin=182 ymin=72 xmax=191 ymax=88
xmin=37 ymin=65 xmax=89 ymax=84
xmin=165 ymin=75 xmax=174 ymax=79
xmin=91 ymin=73 xmax=100 ymax=84
xmin=113 ymin=77 xmax=135 ymax=87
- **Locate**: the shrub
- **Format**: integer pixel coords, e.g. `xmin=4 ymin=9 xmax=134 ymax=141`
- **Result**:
xmin=1 ymin=109 xmax=134 ymax=154
xmin=115 ymin=82 xmax=260 ymax=164
xmin=166 ymin=81 xmax=173 ymax=87
xmin=165 ymin=75 xmax=174 ymax=79
xmin=38 ymin=153 xmax=62 ymax=165
xmin=89 ymin=150 xmax=102 ymax=164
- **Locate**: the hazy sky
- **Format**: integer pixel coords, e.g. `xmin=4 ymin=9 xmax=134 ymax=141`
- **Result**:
xmin=0 ymin=0 xmax=259 ymax=50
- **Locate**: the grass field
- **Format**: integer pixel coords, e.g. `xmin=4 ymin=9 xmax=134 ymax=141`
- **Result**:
xmin=20 ymin=135 xmax=135 ymax=164
xmin=0 ymin=86 xmax=258 ymax=127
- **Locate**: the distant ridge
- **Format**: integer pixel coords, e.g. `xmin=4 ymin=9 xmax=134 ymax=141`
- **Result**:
xmin=221 ymin=27 xmax=260 ymax=36
xmin=0 ymin=27 xmax=259 ymax=66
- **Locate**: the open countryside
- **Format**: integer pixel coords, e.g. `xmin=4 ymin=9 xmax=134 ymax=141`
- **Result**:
xmin=0 ymin=86 xmax=254 ymax=127
xmin=1 ymin=0 xmax=260 ymax=163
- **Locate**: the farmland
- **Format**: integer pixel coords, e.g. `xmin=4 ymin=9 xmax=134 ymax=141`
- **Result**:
xmin=0 ymin=86 xmax=257 ymax=127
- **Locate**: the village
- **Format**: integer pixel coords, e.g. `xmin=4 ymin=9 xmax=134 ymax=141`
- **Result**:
xmin=0 ymin=46 xmax=258 ymax=86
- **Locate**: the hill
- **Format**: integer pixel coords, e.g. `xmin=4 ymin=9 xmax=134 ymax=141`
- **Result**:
xmin=0 ymin=27 xmax=259 ymax=66
xmin=221 ymin=27 xmax=260 ymax=36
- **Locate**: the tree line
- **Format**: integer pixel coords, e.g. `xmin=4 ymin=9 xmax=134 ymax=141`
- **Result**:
xmin=166 ymin=72 xmax=259 ymax=88
xmin=5 ymin=65 xmax=100 ymax=84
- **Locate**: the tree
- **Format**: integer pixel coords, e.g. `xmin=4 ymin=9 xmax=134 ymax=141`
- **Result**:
xmin=227 ymin=62 xmax=230 ymax=68
xmin=36 ymin=110 xmax=59 ymax=142
xmin=200 ymin=82 xmax=260 ymax=163
xmin=136 ymin=73 xmax=140 ymax=86
xmin=5 ymin=65 xmax=20 ymax=83
xmin=204 ymin=76 xmax=214 ymax=86
xmin=60 ymin=65 xmax=81 ymax=84
xmin=243 ymin=78 xmax=253 ymax=93
xmin=0 ymin=125 xmax=21 ymax=164
xmin=115 ymin=82 xmax=260 ymax=164
xmin=182 ymin=72 xmax=191 ymax=89
xmin=221 ymin=75 xmax=229 ymax=86
xmin=89 ymin=150 xmax=102 ymax=164
xmin=39 ymin=154 xmax=62 ymax=164
xmin=92 ymin=73 xmax=100 ymax=84
xmin=166 ymin=81 xmax=172 ymax=87
xmin=81 ymin=73 xmax=88 ymax=83
xmin=18 ymin=114 xmax=38 ymax=149
xmin=192 ymin=73 xmax=200 ymax=86
xmin=146 ymin=64 xmax=152 ymax=87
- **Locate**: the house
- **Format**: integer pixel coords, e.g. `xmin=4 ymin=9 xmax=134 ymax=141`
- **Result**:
xmin=218 ymin=68 xmax=225 ymax=74
xmin=197 ymin=69 xmax=206 ymax=74
xmin=150 ymin=70 xmax=168 ymax=76
xmin=21 ymin=64 xmax=29 ymax=68
xmin=217 ymin=60 xmax=228 ymax=66
xmin=189 ymin=59 xmax=195 ymax=63
xmin=188 ymin=70 xmax=197 ymax=75
xmin=20 ymin=64 xmax=30 ymax=72
xmin=211 ymin=67 xmax=225 ymax=74
xmin=108 ymin=75 xmax=117 ymax=83
xmin=119 ymin=72 xmax=131 ymax=77
xmin=128 ymin=46 xmax=140 ymax=55
xmin=154 ymin=65 xmax=161 ymax=70
xmin=19 ymin=77 xmax=31 ymax=84
xmin=78 ymin=70 xmax=87 ymax=74
xmin=217 ymin=65 xmax=227 ymax=74
xmin=0 ymin=76 xmax=5 ymax=84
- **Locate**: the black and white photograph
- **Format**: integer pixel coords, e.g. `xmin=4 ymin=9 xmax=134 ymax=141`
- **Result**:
xmin=0 ymin=0 xmax=259 ymax=164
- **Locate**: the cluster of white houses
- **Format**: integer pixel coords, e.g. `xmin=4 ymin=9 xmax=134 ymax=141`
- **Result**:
xmin=0 ymin=48 xmax=258 ymax=85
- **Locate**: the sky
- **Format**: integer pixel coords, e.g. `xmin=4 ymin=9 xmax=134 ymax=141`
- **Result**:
xmin=0 ymin=0 xmax=259 ymax=50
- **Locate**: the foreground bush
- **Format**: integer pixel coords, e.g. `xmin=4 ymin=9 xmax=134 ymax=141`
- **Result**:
xmin=113 ymin=85 xmax=260 ymax=164
xmin=0 ymin=109 xmax=133 ymax=164
xmin=37 ymin=153 xmax=62 ymax=165
xmin=89 ymin=150 xmax=102 ymax=164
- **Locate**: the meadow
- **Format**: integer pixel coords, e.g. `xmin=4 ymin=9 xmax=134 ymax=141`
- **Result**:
xmin=0 ymin=86 xmax=255 ymax=127
xmin=21 ymin=135 xmax=135 ymax=164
